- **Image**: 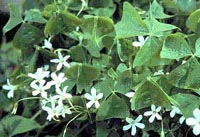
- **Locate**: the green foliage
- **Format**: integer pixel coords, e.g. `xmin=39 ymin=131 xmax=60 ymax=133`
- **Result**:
xmin=96 ymin=93 xmax=129 ymax=120
xmin=65 ymin=64 xmax=100 ymax=93
xmin=160 ymin=33 xmax=192 ymax=59
xmin=1 ymin=0 xmax=200 ymax=136
xmin=151 ymin=0 xmax=171 ymax=19
xmin=13 ymin=23 xmax=44 ymax=50
xmin=115 ymin=2 xmax=148 ymax=39
xmin=131 ymin=77 xmax=172 ymax=110
xmin=186 ymin=9 xmax=200 ymax=32
xmin=0 ymin=115 xmax=41 ymax=136
xmin=166 ymin=57 xmax=200 ymax=90
xmin=3 ymin=4 xmax=23 ymax=34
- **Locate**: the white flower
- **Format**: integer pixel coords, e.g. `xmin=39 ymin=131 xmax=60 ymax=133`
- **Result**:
xmin=54 ymin=86 xmax=72 ymax=105
xmin=144 ymin=104 xmax=162 ymax=123
xmin=42 ymin=38 xmax=53 ymax=50
xmin=30 ymin=80 xmax=51 ymax=98
xmin=186 ymin=108 xmax=200 ymax=136
xmin=48 ymin=72 xmax=67 ymax=88
xmin=170 ymin=106 xmax=182 ymax=118
xmin=132 ymin=36 xmax=148 ymax=48
xmin=123 ymin=115 xmax=145 ymax=136
xmin=125 ymin=92 xmax=135 ymax=98
xmin=28 ymin=67 xmax=50 ymax=83
xmin=2 ymin=79 xmax=17 ymax=98
xmin=125 ymin=92 xmax=135 ymax=102
xmin=57 ymin=103 xmax=72 ymax=118
xmin=42 ymin=100 xmax=61 ymax=121
xmin=167 ymin=105 xmax=185 ymax=124
xmin=50 ymin=51 xmax=70 ymax=71
xmin=84 ymin=87 xmax=103 ymax=109
xmin=153 ymin=70 xmax=164 ymax=76
xmin=179 ymin=116 xmax=185 ymax=124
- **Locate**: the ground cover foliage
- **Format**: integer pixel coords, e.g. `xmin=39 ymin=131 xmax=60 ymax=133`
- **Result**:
xmin=0 ymin=0 xmax=200 ymax=136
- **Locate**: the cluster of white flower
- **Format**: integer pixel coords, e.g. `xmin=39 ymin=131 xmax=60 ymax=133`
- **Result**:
xmin=28 ymin=39 xmax=103 ymax=121
xmin=2 ymin=38 xmax=200 ymax=136
xmin=123 ymin=103 xmax=200 ymax=136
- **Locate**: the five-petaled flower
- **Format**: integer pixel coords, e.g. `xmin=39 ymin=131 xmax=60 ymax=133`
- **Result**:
xmin=123 ymin=115 xmax=145 ymax=136
xmin=186 ymin=108 xmax=200 ymax=136
xmin=47 ymin=72 xmax=67 ymax=88
xmin=42 ymin=38 xmax=53 ymax=50
xmin=42 ymin=99 xmax=61 ymax=121
xmin=144 ymin=104 xmax=162 ymax=123
xmin=132 ymin=36 xmax=148 ymax=48
xmin=28 ymin=67 xmax=50 ymax=83
xmin=50 ymin=51 xmax=70 ymax=71
xmin=2 ymin=79 xmax=17 ymax=98
xmin=84 ymin=87 xmax=103 ymax=108
xmin=170 ymin=105 xmax=185 ymax=124
xmin=54 ymin=86 xmax=72 ymax=105
xmin=30 ymin=80 xmax=51 ymax=98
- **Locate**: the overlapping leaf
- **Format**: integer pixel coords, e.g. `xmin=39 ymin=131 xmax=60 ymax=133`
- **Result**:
xmin=186 ymin=9 xmax=200 ymax=32
xmin=131 ymin=77 xmax=172 ymax=110
xmin=96 ymin=94 xmax=129 ymax=121
xmin=160 ymin=33 xmax=192 ymax=59
xmin=150 ymin=0 xmax=172 ymax=19
xmin=65 ymin=64 xmax=100 ymax=93
xmin=166 ymin=57 xmax=200 ymax=89
xmin=81 ymin=16 xmax=114 ymax=57
xmin=133 ymin=37 xmax=171 ymax=67
xmin=115 ymin=2 xmax=148 ymax=39
xmin=171 ymin=93 xmax=200 ymax=117
xmin=13 ymin=23 xmax=44 ymax=50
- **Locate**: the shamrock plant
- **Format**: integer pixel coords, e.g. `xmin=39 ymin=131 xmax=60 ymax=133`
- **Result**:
xmin=1 ymin=0 xmax=200 ymax=136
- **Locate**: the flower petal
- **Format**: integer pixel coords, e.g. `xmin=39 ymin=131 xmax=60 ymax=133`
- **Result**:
xmin=149 ymin=115 xmax=156 ymax=123
xmin=135 ymin=123 xmax=145 ymax=129
xmin=135 ymin=115 xmax=143 ymax=122
xmin=193 ymin=108 xmax=200 ymax=120
xmin=155 ymin=113 xmax=162 ymax=120
xmin=7 ymin=90 xmax=14 ymax=98
xmin=63 ymin=62 xmax=70 ymax=68
xmin=95 ymin=101 xmax=100 ymax=108
xmin=123 ymin=124 xmax=131 ymax=131
xmin=84 ymin=93 xmax=93 ymax=100
xmin=2 ymin=85 xmax=11 ymax=90
xmin=32 ymin=90 xmax=40 ymax=96
xmin=125 ymin=92 xmax=135 ymax=98
xmin=86 ymin=101 xmax=94 ymax=108
xmin=131 ymin=125 xmax=137 ymax=136
xmin=132 ymin=41 xmax=142 ymax=47
xmin=41 ymin=91 xmax=47 ymax=98
xmin=179 ymin=116 xmax=185 ymax=124
xmin=57 ymin=63 xmax=63 ymax=71
xmin=193 ymin=124 xmax=200 ymax=135
xmin=63 ymin=55 xmax=70 ymax=61
xmin=126 ymin=117 xmax=134 ymax=124
xmin=91 ymin=87 xmax=97 ymax=96
xmin=151 ymin=104 xmax=156 ymax=111
xmin=50 ymin=59 xmax=60 ymax=63
xmin=156 ymin=106 xmax=161 ymax=112
xmin=144 ymin=111 xmax=153 ymax=116
xmin=97 ymin=93 xmax=103 ymax=100
xmin=58 ymin=51 xmax=63 ymax=59
xmin=186 ymin=118 xmax=197 ymax=126
xmin=64 ymin=93 xmax=72 ymax=99
xmin=138 ymin=36 xmax=145 ymax=43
